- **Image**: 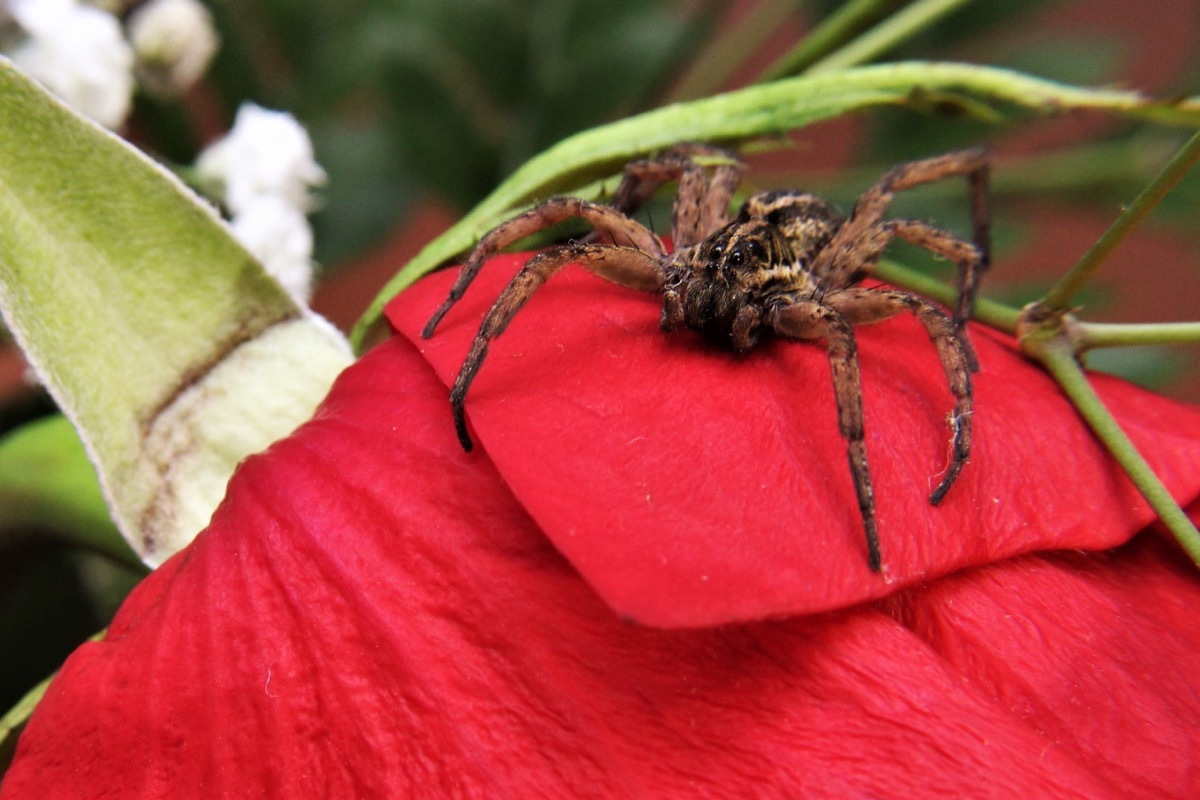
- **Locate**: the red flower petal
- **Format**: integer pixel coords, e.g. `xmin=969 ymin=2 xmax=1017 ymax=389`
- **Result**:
xmin=884 ymin=531 xmax=1200 ymax=797
xmin=7 ymin=335 xmax=1200 ymax=797
xmin=387 ymin=255 xmax=1200 ymax=626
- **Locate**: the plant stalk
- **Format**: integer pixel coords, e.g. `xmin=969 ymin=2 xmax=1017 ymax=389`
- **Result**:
xmin=1039 ymin=127 xmax=1200 ymax=311
xmin=1023 ymin=334 xmax=1200 ymax=567
xmin=757 ymin=0 xmax=892 ymax=82
xmin=1078 ymin=321 xmax=1200 ymax=350
xmin=805 ymin=0 xmax=975 ymax=75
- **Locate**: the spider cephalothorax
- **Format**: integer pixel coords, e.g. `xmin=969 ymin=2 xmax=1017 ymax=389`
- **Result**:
xmin=663 ymin=194 xmax=843 ymax=352
xmin=423 ymin=144 xmax=991 ymax=572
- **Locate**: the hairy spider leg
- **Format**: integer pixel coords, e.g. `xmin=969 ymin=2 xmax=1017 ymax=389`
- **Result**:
xmin=423 ymin=198 xmax=664 ymax=338
xmin=824 ymin=287 xmax=974 ymax=505
xmin=811 ymin=147 xmax=991 ymax=330
xmin=448 ymin=243 xmax=666 ymax=451
xmin=769 ymin=300 xmax=881 ymax=571
xmin=862 ymin=218 xmax=985 ymax=371
xmin=608 ymin=144 xmax=744 ymax=247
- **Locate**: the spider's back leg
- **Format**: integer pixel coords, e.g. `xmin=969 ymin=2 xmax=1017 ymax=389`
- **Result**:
xmin=881 ymin=218 xmax=985 ymax=370
xmin=423 ymin=198 xmax=665 ymax=338
xmin=608 ymin=144 xmax=744 ymax=248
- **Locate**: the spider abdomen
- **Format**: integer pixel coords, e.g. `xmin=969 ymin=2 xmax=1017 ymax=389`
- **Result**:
xmin=740 ymin=190 xmax=844 ymax=265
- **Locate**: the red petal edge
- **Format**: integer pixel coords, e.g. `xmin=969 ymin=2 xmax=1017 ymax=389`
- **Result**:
xmin=387 ymin=254 xmax=1200 ymax=626
xmin=7 ymin=334 xmax=1200 ymax=797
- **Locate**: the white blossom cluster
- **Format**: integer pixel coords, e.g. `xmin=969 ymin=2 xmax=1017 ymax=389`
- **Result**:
xmin=196 ymin=104 xmax=327 ymax=304
xmin=2 ymin=0 xmax=218 ymax=128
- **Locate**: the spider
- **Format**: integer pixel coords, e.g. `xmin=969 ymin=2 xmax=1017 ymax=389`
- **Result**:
xmin=422 ymin=144 xmax=991 ymax=572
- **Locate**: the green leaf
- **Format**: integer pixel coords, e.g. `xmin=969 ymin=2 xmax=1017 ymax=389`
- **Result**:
xmin=0 ymin=415 xmax=134 ymax=564
xmin=351 ymin=60 xmax=1200 ymax=350
xmin=0 ymin=58 xmax=353 ymax=566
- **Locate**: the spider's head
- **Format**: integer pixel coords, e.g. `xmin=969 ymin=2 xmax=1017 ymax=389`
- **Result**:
xmin=698 ymin=219 xmax=792 ymax=288
xmin=676 ymin=220 xmax=793 ymax=347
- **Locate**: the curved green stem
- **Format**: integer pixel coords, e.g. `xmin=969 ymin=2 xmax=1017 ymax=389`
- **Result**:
xmin=1039 ymin=127 xmax=1200 ymax=311
xmin=0 ymin=675 xmax=51 ymax=771
xmin=0 ymin=629 xmax=104 ymax=771
xmin=1021 ymin=334 xmax=1200 ymax=567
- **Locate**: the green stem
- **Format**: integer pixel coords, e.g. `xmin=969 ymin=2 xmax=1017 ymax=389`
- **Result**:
xmin=875 ymin=258 xmax=1022 ymax=334
xmin=0 ymin=675 xmax=51 ymax=770
xmin=757 ymin=0 xmax=892 ymax=82
xmin=670 ymin=1 xmax=800 ymax=101
xmin=1040 ymin=127 xmax=1200 ymax=310
xmin=1078 ymin=321 xmax=1200 ymax=350
xmin=1024 ymin=335 xmax=1200 ymax=567
xmin=805 ymin=0 xmax=976 ymax=75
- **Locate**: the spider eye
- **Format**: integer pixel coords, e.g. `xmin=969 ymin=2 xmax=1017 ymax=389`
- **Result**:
xmin=729 ymin=247 xmax=744 ymax=266
xmin=710 ymin=244 xmax=724 ymax=260
xmin=746 ymin=240 xmax=765 ymax=260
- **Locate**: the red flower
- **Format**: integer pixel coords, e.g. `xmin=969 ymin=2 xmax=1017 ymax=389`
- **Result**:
xmin=5 ymin=255 xmax=1200 ymax=798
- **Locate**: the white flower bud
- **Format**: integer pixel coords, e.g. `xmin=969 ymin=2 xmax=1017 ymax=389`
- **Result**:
xmin=127 ymin=0 xmax=219 ymax=96
xmin=196 ymin=103 xmax=327 ymax=215
xmin=6 ymin=0 xmax=134 ymax=129
xmin=229 ymin=195 xmax=315 ymax=304
xmin=196 ymin=103 xmax=326 ymax=304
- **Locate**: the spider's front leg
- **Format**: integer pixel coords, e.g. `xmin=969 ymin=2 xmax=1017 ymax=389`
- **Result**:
xmin=422 ymin=198 xmax=665 ymax=339
xmin=769 ymin=300 xmax=883 ymax=571
xmin=443 ymin=242 xmax=667 ymax=451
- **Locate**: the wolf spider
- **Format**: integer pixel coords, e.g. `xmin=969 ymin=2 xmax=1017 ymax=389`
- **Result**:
xmin=423 ymin=144 xmax=990 ymax=572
